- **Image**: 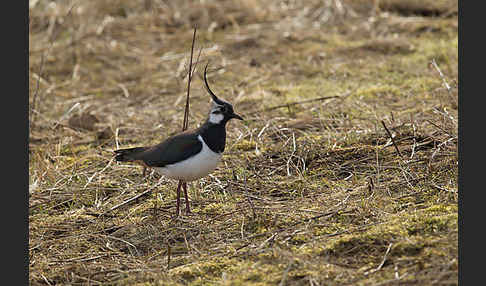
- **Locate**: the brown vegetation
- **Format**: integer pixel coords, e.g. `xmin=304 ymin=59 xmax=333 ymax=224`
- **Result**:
xmin=29 ymin=0 xmax=458 ymax=285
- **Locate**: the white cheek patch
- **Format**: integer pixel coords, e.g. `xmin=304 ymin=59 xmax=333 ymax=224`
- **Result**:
xmin=209 ymin=112 xmax=224 ymax=124
xmin=211 ymin=101 xmax=222 ymax=109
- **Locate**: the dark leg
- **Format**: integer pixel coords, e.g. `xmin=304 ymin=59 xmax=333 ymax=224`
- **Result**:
xmin=175 ymin=180 xmax=183 ymax=217
xmin=183 ymin=182 xmax=191 ymax=214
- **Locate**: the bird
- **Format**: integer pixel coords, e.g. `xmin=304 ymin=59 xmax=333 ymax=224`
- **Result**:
xmin=113 ymin=63 xmax=243 ymax=216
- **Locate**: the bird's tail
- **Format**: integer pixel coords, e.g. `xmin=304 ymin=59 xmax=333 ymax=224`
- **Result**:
xmin=113 ymin=147 xmax=147 ymax=162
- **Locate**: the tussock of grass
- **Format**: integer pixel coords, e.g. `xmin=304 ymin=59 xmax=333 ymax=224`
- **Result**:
xmin=30 ymin=0 xmax=457 ymax=285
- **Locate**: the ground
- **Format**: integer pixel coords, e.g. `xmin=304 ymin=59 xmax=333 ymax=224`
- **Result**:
xmin=29 ymin=0 xmax=458 ymax=285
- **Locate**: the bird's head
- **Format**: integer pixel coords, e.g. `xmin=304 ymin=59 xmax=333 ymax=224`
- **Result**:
xmin=203 ymin=63 xmax=244 ymax=125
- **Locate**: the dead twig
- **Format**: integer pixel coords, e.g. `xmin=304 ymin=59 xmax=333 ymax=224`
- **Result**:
xmin=430 ymin=59 xmax=452 ymax=96
xmin=243 ymin=173 xmax=257 ymax=219
xmin=107 ymin=189 xmax=152 ymax=213
xmin=372 ymin=243 xmax=393 ymax=274
xmin=51 ymin=254 xmax=108 ymax=264
xmin=182 ymin=27 xmax=198 ymax=132
xmin=278 ymin=261 xmax=293 ymax=286
xmin=30 ymin=3 xmax=77 ymax=135
xmin=431 ymin=184 xmax=457 ymax=193
xmin=425 ymin=119 xmax=454 ymax=137
xmin=83 ymin=158 xmax=114 ymax=189
xmin=167 ymin=243 xmax=172 ymax=270
xmin=176 ymin=26 xmax=199 ymax=216
xmin=98 ymin=234 xmax=139 ymax=256
xmin=104 ymin=178 xmax=165 ymax=214
xmin=381 ymin=120 xmax=402 ymax=158
xmin=248 ymin=95 xmax=342 ymax=116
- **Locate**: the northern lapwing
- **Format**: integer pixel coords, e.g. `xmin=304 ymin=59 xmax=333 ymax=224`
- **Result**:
xmin=114 ymin=63 xmax=243 ymax=216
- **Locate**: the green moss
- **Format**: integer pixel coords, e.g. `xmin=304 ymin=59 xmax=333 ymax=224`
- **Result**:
xmin=196 ymin=202 xmax=227 ymax=215
xmin=405 ymin=205 xmax=457 ymax=235
xmin=312 ymin=222 xmax=347 ymax=237
xmin=233 ymin=139 xmax=257 ymax=151
xmin=170 ymin=257 xmax=233 ymax=281
xmin=356 ymin=84 xmax=402 ymax=99
xmin=242 ymin=273 xmax=263 ymax=282
xmin=393 ymin=239 xmax=426 ymax=256
xmin=288 ymin=233 xmax=310 ymax=245
xmin=60 ymin=144 xmax=92 ymax=156
xmin=321 ymin=203 xmax=457 ymax=265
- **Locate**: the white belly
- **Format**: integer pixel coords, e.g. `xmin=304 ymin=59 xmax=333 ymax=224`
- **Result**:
xmin=153 ymin=135 xmax=222 ymax=182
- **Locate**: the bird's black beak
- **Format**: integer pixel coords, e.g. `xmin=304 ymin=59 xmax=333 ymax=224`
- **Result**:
xmin=231 ymin=113 xmax=244 ymax=120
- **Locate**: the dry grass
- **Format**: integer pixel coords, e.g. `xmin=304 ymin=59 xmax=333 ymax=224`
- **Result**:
xmin=29 ymin=0 xmax=457 ymax=285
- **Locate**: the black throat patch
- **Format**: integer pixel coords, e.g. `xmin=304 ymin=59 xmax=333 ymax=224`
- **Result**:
xmin=198 ymin=120 xmax=227 ymax=153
